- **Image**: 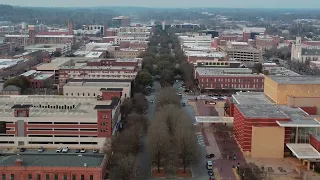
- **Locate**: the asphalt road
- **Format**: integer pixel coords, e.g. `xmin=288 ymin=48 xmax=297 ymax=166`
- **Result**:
xmin=137 ymin=81 xmax=211 ymax=180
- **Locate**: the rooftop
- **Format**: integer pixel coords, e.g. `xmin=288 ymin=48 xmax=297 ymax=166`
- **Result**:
xmin=196 ymin=67 xmax=261 ymax=76
xmin=236 ymin=104 xmax=288 ymax=119
xmin=232 ymin=94 xmax=271 ymax=105
xmin=59 ymin=65 xmax=135 ymax=71
xmin=185 ymin=51 xmax=226 ymax=58
xmin=0 ymin=95 xmax=114 ymax=119
xmin=302 ymin=48 xmax=320 ymax=56
xmin=268 ymin=76 xmax=320 ymax=84
xmin=65 ymin=81 xmax=131 ymax=88
xmin=35 ymin=57 xmax=72 ymax=71
xmin=0 ymin=154 xmax=104 ymax=167
xmin=85 ymin=51 xmax=103 ymax=58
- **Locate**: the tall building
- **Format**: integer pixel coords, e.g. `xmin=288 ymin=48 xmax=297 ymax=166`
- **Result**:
xmin=291 ymin=37 xmax=320 ymax=63
xmin=68 ymin=21 xmax=73 ymax=35
xmin=112 ymin=16 xmax=131 ymax=27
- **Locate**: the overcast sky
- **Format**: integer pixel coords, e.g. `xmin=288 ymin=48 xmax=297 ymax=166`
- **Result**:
xmin=2 ymin=0 xmax=320 ymax=9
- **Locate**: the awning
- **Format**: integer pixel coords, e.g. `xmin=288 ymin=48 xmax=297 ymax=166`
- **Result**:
xmin=286 ymin=143 xmax=320 ymax=160
xmin=195 ymin=116 xmax=234 ymax=123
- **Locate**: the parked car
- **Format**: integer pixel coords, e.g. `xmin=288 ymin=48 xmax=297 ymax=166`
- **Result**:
xmin=206 ymin=154 xmax=215 ymax=158
xmin=208 ymin=169 xmax=214 ymax=176
xmin=209 ymin=176 xmax=215 ymax=180
xmin=62 ymin=147 xmax=69 ymax=153
xmin=19 ymin=148 xmax=26 ymax=152
xmin=206 ymin=161 xmax=213 ymax=170
xmin=209 ymin=101 xmax=216 ymax=105
xmin=93 ymin=149 xmax=98 ymax=153
xmin=80 ymin=148 xmax=86 ymax=153
xmin=150 ymin=100 xmax=154 ymax=103
xmin=181 ymin=102 xmax=186 ymax=107
xmin=38 ymin=146 xmax=44 ymax=152
xmin=211 ymin=97 xmax=218 ymax=100
xmin=56 ymin=147 xmax=62 ymax=153
xmin=75 ymin=149 xmax=81 ymax=153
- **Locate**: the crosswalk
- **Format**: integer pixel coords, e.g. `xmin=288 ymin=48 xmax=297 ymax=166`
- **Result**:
xmin=196 ymin=132 xmax=205 ymax=146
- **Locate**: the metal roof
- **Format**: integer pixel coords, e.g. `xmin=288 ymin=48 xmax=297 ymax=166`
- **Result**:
xmin=286 ymin=143 xmax=320 ymax=160
xmin=268 ymin=75 xmax=320 ymax=84
xmin=232 ymin=94 xmax=271 ymax=105
xmin=195 ymin=116 xmax=234 ymax=123
xmin=236 ymin=104 xmax=288 ymax=119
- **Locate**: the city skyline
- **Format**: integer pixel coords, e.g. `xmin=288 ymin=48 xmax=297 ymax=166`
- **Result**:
xmin=1 ymin=0 xmax=320 ymax=9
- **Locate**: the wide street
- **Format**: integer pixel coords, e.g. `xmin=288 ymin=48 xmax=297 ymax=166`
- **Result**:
xmin=137 ymin=81 xmax=218 ymax=180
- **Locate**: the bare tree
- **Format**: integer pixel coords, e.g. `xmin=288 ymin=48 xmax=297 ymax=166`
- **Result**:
xmin=112 ymin=127 xmax=141 ymax=155
xmin=174 ymin=114 xmax=198 ymax=173
xmin=125 ymin=113 xmax=149 ymax=135
xmin=147 ymin=119 xmax=171 ymax=173
xmin=120 ymin=98 xmax=133 ymax=119
xmin=132 ymin=93 xmax=148 ymax=114
xmin=109 ymin=153 xmax=140 ymax=180
xmin=155 ymin=104 xmax=183 ymax=137
xmin=156 ymin=87 xmax=181 ymax=109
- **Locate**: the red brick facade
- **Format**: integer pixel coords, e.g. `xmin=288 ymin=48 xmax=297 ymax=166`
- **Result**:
xmin=233 ymin=105 xmax=291 ymax=152
xmin=196 ymin=72 xmax=264 ymax=90
xmin=310 ymin=134 xmax=320 ymax=152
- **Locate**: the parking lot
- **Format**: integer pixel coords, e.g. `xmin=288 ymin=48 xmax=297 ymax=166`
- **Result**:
xmin=12 ymin=148 xmax=103 ymax=155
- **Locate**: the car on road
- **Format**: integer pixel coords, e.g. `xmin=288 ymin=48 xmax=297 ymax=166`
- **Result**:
xmin=93 ymin=149 xmax=98 ymax=153
xmin=75 ymin=149 xmax=81 ymax=153
xmin=208 ymin=169 xmax=214 ymax=176
xmin=38 ymin=146 xmax=44 ymax=152
xmin=209 ymin=176 xmax=215 ymax=180
xmin=19 ymin=148 xmax=26 ymax=152
xmin=206 ymin=154 xmax=215 ymax=158
xmin=181 ymin=102 xmax=186 ymax=107
xmin=210 ymin=97 xmax=218 ymax=100
xmin=56 ymin=147 xmax=63 ymax=153
xmin=62 ymin=147 xmax=69 ymax=153
xmin=206 ymin=160 xmax=213 ymax=170
xmin=80 ymin=148 xmax=86 ymax=153
xmin=150 ymin=100 xmax=155 ymax=103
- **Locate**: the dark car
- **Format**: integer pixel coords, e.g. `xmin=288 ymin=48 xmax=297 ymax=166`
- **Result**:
xmin=209 ymin=177 xmax=215 ymax=180
xmin=75 ymin=149 xmax=81 ymax=153
xmin=182 ymin=102 xmax=186 ymax=107
xmin=208 ymin=170 xmax=214 ymax=176
xmin=19 ymin=148 xmax=26 ymax=152
xmin=206 ymin=154 xmax=215 ymax=158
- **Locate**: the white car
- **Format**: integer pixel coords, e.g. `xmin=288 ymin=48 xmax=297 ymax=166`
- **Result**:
xmin=222 ymin=96 xmax=227 ymax=100
xmin=62 ymin=147 xmax=69 ymax=153
xmin=211 ymin=97 xmax=218 ymax=100
xmin=80 ymin=148 xmax=86 ymax=153
xmin=56 ymin=147 xmax=62 ymax=153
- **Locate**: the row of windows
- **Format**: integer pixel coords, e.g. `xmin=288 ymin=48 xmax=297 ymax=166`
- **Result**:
xmin=1 ymin=174 xmax=94 ymax=180
xmin=201 ymin=78 xmax=263 ymax=83
xmin=201 ymin=83 xmax=264 ymax=89
xmin=28 ymin=128 xmax=98 ymax=131
xmin=28 ymin=122 xmax=96 ymax=125
xmin=28 ymin=141 xmax=98 ymax=145
xmin=28 ymin=135 xmax=98 ymax=137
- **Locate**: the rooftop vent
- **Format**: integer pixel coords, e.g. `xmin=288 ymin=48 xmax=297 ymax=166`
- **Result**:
xmin=15 ymin=159 xmax=23 ymax=166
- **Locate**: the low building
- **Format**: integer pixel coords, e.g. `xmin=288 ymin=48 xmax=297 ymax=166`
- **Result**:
xmin=20 ymin=70 xmax=54 ymax=89
xmin=109 ymin=49 xmax=143 ymax=58
xmin=185 ymin=51 xmax=227 ymax=63
xmin=0 ymin=154 xmax=107 ymax=180
xmin=194 ymin=59 xmax=241 ymax=68
xmin=63 ymin=81 xmax=132 ymax=99
xmin=195 ymin=67 xmax=264 ymax=90
xmin=1 ymin=85 xmax=21 ymax=95
xmin=0 ymin=92 xmax=121 ymax=148
xmin=218 ymin=42 xmax=263 ymax=63
xmin=85 ymin=51 xmax=106 ymax=58
xmin=0 ymin=42 xmax=16 ymax=55
xmin=24 ymin=44 xmax=71 ymax=55
xmin=255 ymin=35 xmax=281 ymax=51
xmin=227 ymin=92 xmax=320 ymax=159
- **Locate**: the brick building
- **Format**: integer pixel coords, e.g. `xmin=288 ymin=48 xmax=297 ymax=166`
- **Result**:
xmin=0 ymin=154 xmax=107 ymax=180
xmin=195 ymin=68 xmax=264 ymax=91
xmin=0 ymin=92 xmax=121 ymax=148
xmin=1 ymin=85 xmax=21 ymax=95
xmin=255 ymin=35 xmax=281 ymax=51
xmin=112 ymin=16 xmax=131 ymax=27
xmin=20 ymin=70 xmax=54 ymax=89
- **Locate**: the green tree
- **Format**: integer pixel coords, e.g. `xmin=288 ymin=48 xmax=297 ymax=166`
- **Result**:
xmin=3 ymin=76 xmax=30 ymax=92
xmin=135 ymin=70 xmax=153 ymax=88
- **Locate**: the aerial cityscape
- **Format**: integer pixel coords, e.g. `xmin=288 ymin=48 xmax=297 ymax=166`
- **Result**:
xmin=1 ymin=1 xmax=320 ymax=180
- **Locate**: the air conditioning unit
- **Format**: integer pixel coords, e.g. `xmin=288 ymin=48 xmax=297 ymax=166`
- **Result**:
xmin=96 ymin=95 xmax=103 ymax=101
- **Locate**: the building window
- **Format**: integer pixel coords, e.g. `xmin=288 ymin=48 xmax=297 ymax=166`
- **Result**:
xmin=54 ymin=174 xmax=58 ymax=180
xmin=90 ymin=175 xmax=94 ymax=180
xmin=28 ymin=174 xmax=32 ymax=180
xmin=2 ymin=174 xmax=6 ymax=180
xmin=66 ymin=93 xmax=68 ymax=96
xmin=71 ymin=93 xmax=73 ymax=96
xmin=63 ymin=174 xmax=67 ymax=180
xmin=78 ymin=93 xmax=79 ymax=96
xmin=37 ymin=174 xmax=41 ymax=180
xmin=72 ymin=175 xmax=76 ymax=180
xmin=45 ymin=174 xmax=49 ymax=180
xmin=88 ymin=93 xmax=90 ymax=96
xmin=81 ymin=175 xmax=85 ymax=180
xmin=10 ymin=174 xmax=14 ymax=180
xmin=93 ymin=93 xmax=96 ymax=96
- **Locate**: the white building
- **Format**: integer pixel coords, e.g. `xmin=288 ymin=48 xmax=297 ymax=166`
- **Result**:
xmin=291 ymin=37 xmax=320 ymax=62
xmin=178 ymin=35 xmax=212 ymax=47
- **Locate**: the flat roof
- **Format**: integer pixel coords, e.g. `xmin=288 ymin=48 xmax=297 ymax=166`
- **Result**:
xmin=195 ymin=116 xmax=234 ymax=123
xmin=232 ymin=94 xmax=272 ymax=105
xmin=236 ymin=104 xmax=288 ymax=119
xmin=59 ymin=65 xmax=135 ymax=71
xmin=0 ymin=95 xmax=113 ymax=118
xmin=85 ymin=51 xmax=103 ymax=58
xmin=268 ymin=76 xmax=320 ymax=84
xmin=196 ymin=67 xmax=261 ymax=76
xmin=65 ymin=82 xmax=131 ymax=88
xmin=185 ymin=51 xmax=226 ymax=58
xmin=21 ymin=70 xmax=37 ymax=77
xmin=286 ymin=143 xmax=320 ymax=159
xmin=34 ymin=73 xmax=54 ymax=80
xmin=0 ymin=154 xmax=104 ymax=167
xmin=35 ymin=57 xmax=72 ymax=71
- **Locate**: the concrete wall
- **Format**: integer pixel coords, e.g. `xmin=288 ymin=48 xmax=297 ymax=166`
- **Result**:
xmin=251 ymin=126 xmax=285 ymax=158
xmin=287 ymin=96 xmax=320 ymax=115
